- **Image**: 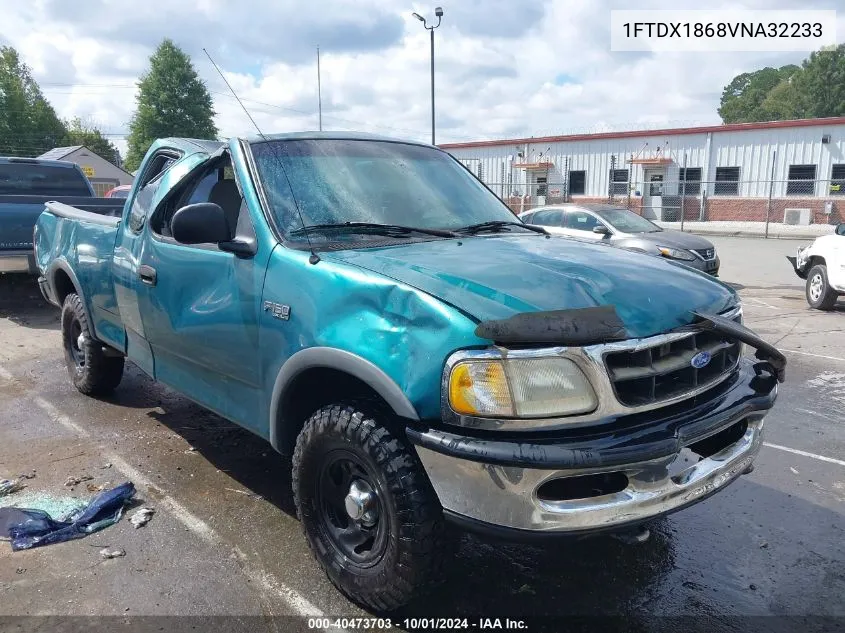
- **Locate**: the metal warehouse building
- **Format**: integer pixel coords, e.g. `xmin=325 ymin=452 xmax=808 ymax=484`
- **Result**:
xmin=441 ymin=117 xmax=845 ymax=226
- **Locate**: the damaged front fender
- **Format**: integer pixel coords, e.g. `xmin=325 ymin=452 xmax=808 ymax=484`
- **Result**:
xmin=260 ymin=248 xmax=485 ymax=431
xmin=786 ymin=245 xmax=811 ymax=280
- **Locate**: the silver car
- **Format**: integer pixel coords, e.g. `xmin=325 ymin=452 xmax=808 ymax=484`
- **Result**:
xmin=519 ymin=203 xmax=720 ymax=276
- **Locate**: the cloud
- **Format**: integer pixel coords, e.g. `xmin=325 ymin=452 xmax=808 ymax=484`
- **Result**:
xmin=1 ymin=0 xmax=842 ymax=158
xmin=444 ymin=0 xmax=547 ymax=38
xmin=34 ymin=0 xmax=405 ymax=66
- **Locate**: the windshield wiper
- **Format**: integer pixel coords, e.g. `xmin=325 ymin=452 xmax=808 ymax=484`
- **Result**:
xmin=289 ymin=222 xmax=458 ymax=239
xmin=455 ymin=220 xmax=548 ymax=235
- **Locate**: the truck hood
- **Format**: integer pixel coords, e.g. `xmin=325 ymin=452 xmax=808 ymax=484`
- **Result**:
xmin=324 ymin=234 xmax=738 ymax=340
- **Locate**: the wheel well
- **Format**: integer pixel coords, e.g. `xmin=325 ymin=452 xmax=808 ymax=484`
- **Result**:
xmin=276 ymin=367 xmax=397 ymax=455
xmin=53 ymin=268 xmax=76 ymax=304
xmin=808 ymin=256 xmax=827 ymax=269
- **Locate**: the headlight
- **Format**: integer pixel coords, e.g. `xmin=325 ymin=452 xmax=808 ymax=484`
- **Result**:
xmin=447 ymin=356 xmax=597 ymax=419
xmin=657 ymin=246 xmax=695 ymax=261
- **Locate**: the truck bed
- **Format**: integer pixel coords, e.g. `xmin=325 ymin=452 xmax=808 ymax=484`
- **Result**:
xmin=34 ymin=201 xmax=125 ymax=352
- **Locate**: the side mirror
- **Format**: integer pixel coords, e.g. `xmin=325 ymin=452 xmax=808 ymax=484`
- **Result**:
xmin=171 ymin=203 xmax=231 ymax=245
xmin=592 ymin=225 xmax=610 ymax=235
xmin=836 ymin=223 xmax=845 ymax=236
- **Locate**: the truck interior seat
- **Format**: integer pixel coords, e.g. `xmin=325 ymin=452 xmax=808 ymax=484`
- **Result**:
xmin=209 ymin=179 xmax=241 ymax=237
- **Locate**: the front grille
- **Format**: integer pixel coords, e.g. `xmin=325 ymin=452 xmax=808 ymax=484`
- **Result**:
xmin=694 ymin=248 xmax=715 ymax=260
xmin=604 ymin=330 xmax=741 ymax=408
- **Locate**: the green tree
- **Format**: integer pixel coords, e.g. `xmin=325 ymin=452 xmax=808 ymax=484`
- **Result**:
xmin=63 ymin=117 xmax=121 ymax=165
xmin=125 ymin=39 xmax=217 ymax=171
xmin=0 ymin=46 xmax=67 ymax=157
xmin=717 ymin=65 xmax=799 ymax=123
xmin=719 ymin=44 xmax=845 ymax=123
xmin=791 ymin=44 xmax=845 ymax=119
xmin=759 ymin=79 xmax=802 ymax=121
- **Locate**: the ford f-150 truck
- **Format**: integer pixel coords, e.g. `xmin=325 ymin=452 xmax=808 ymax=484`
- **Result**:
xmin=34 ymin=133 xmax=785 ymax=611
xmin=787 ymin=223 xmax=845 ymax=310
xmin=0 ymin=156 xmax=122 ymax=274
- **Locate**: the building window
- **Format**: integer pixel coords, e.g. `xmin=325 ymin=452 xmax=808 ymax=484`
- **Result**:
xmin=679 ymin=167 xmax=702 ymax=196
xmin=831 ymin=164 xmax=845 ymax=196
xmin=568 ymin=170 xmax=586 ymax=195
xmin=610 ymin=169 xmax=628 ymax=195
xmin=534 ymin=176 xmax=548 ymax=197
xmin=714 ymin=167 xmax=740 ymax=196
xmin=787 ymin=164 xmax=817 ymax=196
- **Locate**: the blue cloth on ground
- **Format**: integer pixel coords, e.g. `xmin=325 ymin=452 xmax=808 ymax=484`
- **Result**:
xmin=0 ymin=482 xmax=135 ymax=551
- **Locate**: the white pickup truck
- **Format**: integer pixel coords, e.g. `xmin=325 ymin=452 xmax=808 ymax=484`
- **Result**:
xmin=787 ymin=223 xmax=845 ymax=310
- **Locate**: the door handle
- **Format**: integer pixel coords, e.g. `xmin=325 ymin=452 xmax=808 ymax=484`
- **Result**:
xmin=138 ymin=265 xmax=157 ymax=286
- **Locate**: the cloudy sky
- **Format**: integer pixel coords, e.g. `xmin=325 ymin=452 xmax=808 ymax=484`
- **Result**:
xmin=1 ymin=0 xmax=843 ymax=156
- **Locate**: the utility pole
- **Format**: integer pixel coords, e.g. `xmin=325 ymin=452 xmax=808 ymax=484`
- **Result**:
xmin=429 ymin=26 xmax=435 ymax=144
xmin=317 ymin=46 xmax=322 ymax=131
xmin=412 ymin=8 xmax=444 ymax=145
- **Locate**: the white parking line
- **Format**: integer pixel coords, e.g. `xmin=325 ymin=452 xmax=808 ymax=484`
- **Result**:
xmin=33 ymin=396 xmax=92 ymax=437
xmin=781 ymin=348 xmax=845 ymax=363
xmin=0 ymin=364 xmax=340 ymax=628
xmin=744 ymin=297 xmax=780 ymax=310
xmin=764 ymin=442 xmax=845 ymax=468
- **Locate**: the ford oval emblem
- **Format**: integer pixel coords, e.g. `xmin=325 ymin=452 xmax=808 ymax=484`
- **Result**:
xmin=691 ymin=351 xmax=712 ymax=369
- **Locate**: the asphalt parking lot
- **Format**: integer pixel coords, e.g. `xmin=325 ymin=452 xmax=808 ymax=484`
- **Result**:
xmin=1 ymin=235 xmax=844 ymax=632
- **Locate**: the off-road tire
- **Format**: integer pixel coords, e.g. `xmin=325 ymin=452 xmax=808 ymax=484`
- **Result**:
xmin=293 ymin=403 xmax=445 ymax=612
xmin=61 ymin=293 xmax=124 ymax=395
xmin=806 ymin=264 xmax=839 ymax=310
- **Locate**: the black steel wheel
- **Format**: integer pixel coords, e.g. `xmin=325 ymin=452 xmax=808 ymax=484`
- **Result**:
xmin=316 ymin=449 xmax=389 ymax=566
xmin=293 ymin=403 xmax=446 ymax=611
xmin=61 ymin=293 xmax=124 ymax=396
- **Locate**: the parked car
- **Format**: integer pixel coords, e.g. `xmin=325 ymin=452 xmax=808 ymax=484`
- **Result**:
xmin=34 ymin=133 xmax=784 ymax=610
xmin=519 ymin=203 xmax=720 ymax=275
xmin=0 ymin=157 xmax=121 ymax=274
xmin=787 ymin=223 xmax=845 ymax=309
xmin=105 ymin=184 xmax=132 ymax=198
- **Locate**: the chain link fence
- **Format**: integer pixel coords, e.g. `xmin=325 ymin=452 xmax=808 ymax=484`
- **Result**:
xmin=485 ymin=177 xmax=844 ymax=234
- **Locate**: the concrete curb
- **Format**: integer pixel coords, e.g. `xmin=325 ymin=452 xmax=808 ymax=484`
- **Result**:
xmin=654 ymin=221 xmax=836 ymax=240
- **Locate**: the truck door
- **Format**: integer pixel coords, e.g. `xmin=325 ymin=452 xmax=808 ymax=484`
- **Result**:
xmin=134 ymin=149 xmax=269 ymax=430
xmin=112 ymin=149 xmax=211 ymax=377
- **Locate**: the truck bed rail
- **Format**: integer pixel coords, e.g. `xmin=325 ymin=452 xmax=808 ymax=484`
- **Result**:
xmin=45 ymin=201 xmax=122 ymax=227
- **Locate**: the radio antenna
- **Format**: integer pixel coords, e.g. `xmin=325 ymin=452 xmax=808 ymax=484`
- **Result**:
xmin=203 ymin=48 xmax=320 ymax=264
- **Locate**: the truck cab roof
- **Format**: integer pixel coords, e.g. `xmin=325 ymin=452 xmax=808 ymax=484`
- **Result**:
xmin=241 ymin=131 xmax=433 ymax=149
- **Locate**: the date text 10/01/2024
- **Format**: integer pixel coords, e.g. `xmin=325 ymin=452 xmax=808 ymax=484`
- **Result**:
xmin=307 ymin=618 xmax=528 ymax=630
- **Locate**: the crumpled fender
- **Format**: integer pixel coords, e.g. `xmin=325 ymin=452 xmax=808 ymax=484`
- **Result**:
xmin=786 ymin=242 xmax=815 ymax=280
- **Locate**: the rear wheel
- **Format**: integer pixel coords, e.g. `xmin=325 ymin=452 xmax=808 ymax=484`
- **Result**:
xmin=293 ymin=403 xmax=445 ymax=611
xmin=806 ymin=264 xmax=839 ymax=310
xmin=61 ymin=293 xmax=124 ymax=395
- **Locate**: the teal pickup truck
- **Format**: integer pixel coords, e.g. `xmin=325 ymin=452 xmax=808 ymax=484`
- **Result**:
xmin=34 ymin=133 xmax=785 ymax=610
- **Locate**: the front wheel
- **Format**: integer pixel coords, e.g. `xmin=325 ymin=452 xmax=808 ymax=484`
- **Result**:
xmin=61 ymin=293 xmax=124 ymax=395
xmin=806 ymin=264 xmax=839 ymax=310
xmin=292 ymin=404 xmax=445 ymax=611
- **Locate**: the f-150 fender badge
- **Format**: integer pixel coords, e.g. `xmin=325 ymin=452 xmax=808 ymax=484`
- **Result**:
xmin=263 ymin=301 xmax=290 ymax=321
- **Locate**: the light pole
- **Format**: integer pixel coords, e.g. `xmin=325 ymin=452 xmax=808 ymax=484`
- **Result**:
xmin=412 ymin=7 xmax=443 ymax=145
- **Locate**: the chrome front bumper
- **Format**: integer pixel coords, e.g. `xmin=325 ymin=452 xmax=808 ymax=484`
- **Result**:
xmin=415 ymin=416 xmax=765 ymax=534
